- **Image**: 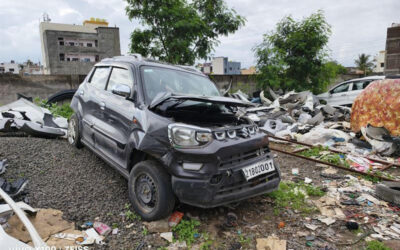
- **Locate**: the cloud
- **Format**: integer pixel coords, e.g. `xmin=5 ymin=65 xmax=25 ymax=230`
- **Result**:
xmin=0 ymin=0 xmax=399 ymax=68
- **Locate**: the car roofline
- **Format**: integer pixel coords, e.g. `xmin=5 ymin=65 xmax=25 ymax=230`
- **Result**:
xmin=98 ymin=55 xmax=206 ymax=77
xmin=328 ymin=75 xmax=385 ymax=91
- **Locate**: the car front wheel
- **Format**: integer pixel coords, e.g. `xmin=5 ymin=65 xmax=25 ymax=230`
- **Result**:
xmin=67 ymin=114 xmax=83 ymax=148
xmin=128 ymin=160 xmax=175 ymax=221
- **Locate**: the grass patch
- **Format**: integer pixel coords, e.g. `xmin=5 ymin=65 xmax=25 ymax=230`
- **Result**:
xmin=366 ymin=240 xmax=391 ymax=250
xmin=200 ymin=233 xmax=214 ymax=250
xmin=298 ymin=145 xmax=328 ymax=157
xmin=298 ymin=146 xmax=350 ymax=168
xmin=34 ymin=97 xmax=74 ymax=119
xmin=172 ymin=219 xmax=200 ymax=247
xmin=267 ymin=182 xmax=325 ymax=215
xmin=124 ymin=203 xmax=141 ymax=221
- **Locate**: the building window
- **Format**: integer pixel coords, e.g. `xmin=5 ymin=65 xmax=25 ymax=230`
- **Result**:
xmin=9 ymin=68 xmax=14 ymax=72
xmin=59 ymin=41 xmax=64 ymax=46
xmin=87 ymin=43 xmax=93 ymax=47
xmin=95 ymin=55 xmax=99 ymax=62
xmin=381 ymin=63 xmax=384 ymax=67
xmin=72 ymin=58 xmax=79 ymax=62
xmin=95 ymin=40 xmax=98 ymax=47
xmin=69 ymin=42 xmax=75 ymax=46
xmin=59 ymin=53 xmax=65 ymax=61
xmin=67 ymin=58 xmax=70 ymax=62
xmin=83 ymin=58 xmax=91 ymax=62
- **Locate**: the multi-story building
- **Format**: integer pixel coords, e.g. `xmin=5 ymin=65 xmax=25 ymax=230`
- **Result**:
xmin=212 ymin=57 xmax=241 ymax=75
xmin=385 ymin=23 xmax=400 ymax=75
xmin=39 ymin=18 xmax=121 ymax=75
xmin=373 ymin=51 xmax=386 ymax=73
xmin=0 ymin=60 xmax=19 ymax=74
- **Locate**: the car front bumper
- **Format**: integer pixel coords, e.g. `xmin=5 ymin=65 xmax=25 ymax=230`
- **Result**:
xmin=171 ymin=154 xmax=281 ymax=208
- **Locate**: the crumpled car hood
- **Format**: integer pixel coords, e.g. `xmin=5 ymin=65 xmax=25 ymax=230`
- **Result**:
xmin=149 ymin=92 xmax=254 ymax=109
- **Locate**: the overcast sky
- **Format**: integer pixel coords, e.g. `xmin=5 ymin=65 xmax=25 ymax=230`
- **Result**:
xmin=0 ymin=0 xmax=399 ymax=68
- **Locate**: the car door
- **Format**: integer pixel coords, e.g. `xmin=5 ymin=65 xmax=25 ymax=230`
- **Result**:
xmin=328 ymin=82 xmax=352 ymax=106
xmin=350 ymin=80 xmax=373 ymax=100
xmin=95 ymin=65 xmax=137 ymax=168
xmin=80 ymin=66 xmax=111 ymax=147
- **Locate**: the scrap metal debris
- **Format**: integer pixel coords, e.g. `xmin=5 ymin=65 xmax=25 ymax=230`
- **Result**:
xmin=308 ymin=175 xmax=400 ymax=242
xmin=0 ymin=98 xmax=67 ymax=138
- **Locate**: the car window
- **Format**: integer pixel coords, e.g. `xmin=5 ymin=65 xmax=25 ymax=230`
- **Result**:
xmin=352 ymin=80 xmax=373 ymax=90
xmin=89 ymin=67 xmax=110 ymax=90
xmin=352 ymin=81 xmax=364 ymax=90
xmin=141 ymin=67 xmax=220 ymax=103
xmin=363 ymin=80 xmax=372 ymax=89
xmin=107 ymin=67 xmax=133 ymax=93
xmin=332 ymin=82 xmax=350 ymax=93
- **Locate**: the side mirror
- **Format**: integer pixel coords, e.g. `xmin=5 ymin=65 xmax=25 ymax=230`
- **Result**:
xmin=112 ymin=84 xmax=131 ymax=98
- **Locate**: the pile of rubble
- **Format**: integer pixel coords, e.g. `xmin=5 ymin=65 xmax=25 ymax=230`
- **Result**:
xmin=0 ymin=98 xmax=67 ymax=138
xmin=231 ymin=88 xmax=400 ymax=159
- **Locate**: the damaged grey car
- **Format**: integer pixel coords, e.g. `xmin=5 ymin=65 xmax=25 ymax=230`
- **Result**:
xmin=68 ymin=55 xmax=281 ymax=221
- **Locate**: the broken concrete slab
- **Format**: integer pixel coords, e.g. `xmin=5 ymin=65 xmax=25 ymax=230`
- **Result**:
xmin=256 ymin=235 xmax=286 ymax=250
xmin=6 ymin=208 xmax=74 ymax=243
xmin=143 ymin=218 xmax=170 ymax=233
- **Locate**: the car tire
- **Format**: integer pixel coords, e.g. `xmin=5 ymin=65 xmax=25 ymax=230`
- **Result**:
xmin=128 ymin=160 xmax=175 ymax=221
xmin=67 ymin=114 xmax=83 ymax=149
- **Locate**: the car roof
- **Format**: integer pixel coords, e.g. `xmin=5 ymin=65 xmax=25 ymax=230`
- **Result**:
xmin=97 ymin=54 xmax=206 ymax=77
xmin=330 ymin=75 xmax=385 ymax=90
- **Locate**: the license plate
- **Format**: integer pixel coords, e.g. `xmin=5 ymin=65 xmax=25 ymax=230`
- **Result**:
xmin=242 ymin=159 xmax=275 ymax=181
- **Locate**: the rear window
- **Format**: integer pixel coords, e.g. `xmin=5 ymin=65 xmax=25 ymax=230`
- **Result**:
xmin=89 ymin=67 xmax=110 ymax=90
xmin=352 ymin=80 xmax=372 ymax=90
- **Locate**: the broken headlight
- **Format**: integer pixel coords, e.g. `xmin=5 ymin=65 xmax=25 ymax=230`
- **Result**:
xmin=168 ymin=124 xmax=212 ymax=148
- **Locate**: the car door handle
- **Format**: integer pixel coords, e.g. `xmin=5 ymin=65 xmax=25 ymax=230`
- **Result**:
xmin=100 ymin=102 xmax=106 ymax=110
xmin=79 ymin=90 xmax=84 ymax=96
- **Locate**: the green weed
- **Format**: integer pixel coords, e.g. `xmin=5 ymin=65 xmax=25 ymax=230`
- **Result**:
xmin=267 ymin=182 xmax=325 ymax=215
xmin=34 ymin=97 xmax=74 ymax=119
xmin=298 ymin=146 xmax=350 ymax=168
xmin=200 ymin=233 xmax=214 ymax=250
xmin=142 ymin=226 xmax=148 ymax=236
xmin=238 ymin=234 xmax=251 ymax=245
xmin=298 ymin=145 xmax=328 ymax=157
xmin=125 ymin=210 xmax=141 ymax=221
xmin=366 ymin=240 xmax=391 ymax=250
xmin=172 ymin=219 xmax=201 ymax=247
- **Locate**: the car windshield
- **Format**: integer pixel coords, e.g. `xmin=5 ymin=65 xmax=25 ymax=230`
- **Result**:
xmin=141 ymin=66 xmax=220 ymax=103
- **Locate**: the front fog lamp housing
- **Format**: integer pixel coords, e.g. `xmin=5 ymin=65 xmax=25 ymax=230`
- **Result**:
xmin=168 ymin=124 xmax=212 ymax=148
xmin=182 ymin=162 xmax=203 ymax=171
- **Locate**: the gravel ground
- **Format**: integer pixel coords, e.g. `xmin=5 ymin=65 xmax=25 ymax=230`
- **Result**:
xmin=0 ymin=137 xmax=384 ymax=249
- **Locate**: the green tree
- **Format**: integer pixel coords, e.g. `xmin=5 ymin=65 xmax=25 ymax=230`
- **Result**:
xmin=355 ymin=53 xmax=374 ymax=76
xmin=125 ymin=0 xmax=245 ymax=65
xmin=254 ymin=11 xmax=337 ymax=94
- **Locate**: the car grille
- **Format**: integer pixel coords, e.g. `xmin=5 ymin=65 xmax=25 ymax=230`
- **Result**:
xmin=216 ymin=171 xmax=278 ymax=197
xmin=218 ymin=146 xmax=270 ymax=169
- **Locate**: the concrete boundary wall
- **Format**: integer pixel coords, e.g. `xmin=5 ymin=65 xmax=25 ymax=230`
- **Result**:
xmin=0 ymin=73 xmax=364 ymax=105
xmin=0 ymin=74 xmax=86 ymax=105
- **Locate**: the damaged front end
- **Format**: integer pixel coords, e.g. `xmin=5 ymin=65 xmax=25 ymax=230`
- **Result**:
xmin=146 ymin=93 xmax=281 ymax=208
